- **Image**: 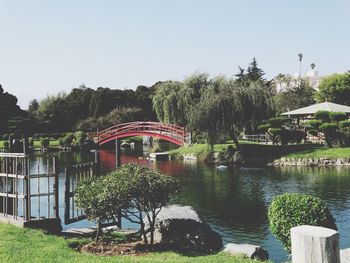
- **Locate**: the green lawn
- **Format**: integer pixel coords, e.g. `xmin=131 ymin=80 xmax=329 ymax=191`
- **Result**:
xmin=282 ymin=147 xmax=350 ymax=159
xmin=0 ymin=223 xmax=259 ymax=263
xmin=0 ymin=140 xmax=5 ymax=148
xmin=33 ymin=140 xmax=60 ymax=148
xmin=169 ymin=143 xmax=235 ymax=160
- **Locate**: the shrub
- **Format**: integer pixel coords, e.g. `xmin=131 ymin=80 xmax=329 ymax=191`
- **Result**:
xmin=330 ymin=112 xmax=347 ymax=123
xmin=268 ymin=193 xmax=337 ymax=252
xmin=308 ymin=129 xmax=318 ymax=136
xmin=75 ymin=177 xmax=117 ymax=242
xmin=76 ymin=164 xmax=180 ymax=245
xmin=340 ymin=127 xmax=350 ymax=147
xmin=40 ymin=138 xmax=49 ymax=149
xmin=306 ymin=120 xmax=323 ymax=130
xmin=75 ymin=131 xmax=87 ymax=146
xmin=62 ymin=133 xmax=75 ymax=146
xmin=280 ymin=130 xmax=305 ymax=145
xmin=268 ymin=117 xmax=288 ymax=128
xmin=58 ymin=138 xmax=64 ymax=147
xmin=314 ymin=110 xmax=330 ymax=122
xmin=267 ymin=128 xmax=282 ymax=145
xmin=319 ymin=123 xmax=338 ymax=147
xmin=257 ymin=124 xmax=270 ymax=133
xmin=339 ymin=120 xmax=350 ymax=129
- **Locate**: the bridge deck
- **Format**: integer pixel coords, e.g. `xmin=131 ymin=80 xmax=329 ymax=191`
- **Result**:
xmin=96 ymin=121 xmax=190 ymax=146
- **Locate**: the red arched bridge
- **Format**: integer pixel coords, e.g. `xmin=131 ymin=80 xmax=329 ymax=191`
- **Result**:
xmin=95 ymin=121 xmax=190 ymax=146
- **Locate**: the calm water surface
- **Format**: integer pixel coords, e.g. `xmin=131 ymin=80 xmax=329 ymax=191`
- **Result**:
xmin=31 ymin=145 xmax=350 ymax=262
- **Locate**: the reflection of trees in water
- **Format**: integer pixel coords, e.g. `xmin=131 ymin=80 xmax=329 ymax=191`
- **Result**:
xmin=276 ymin=166 xmax=350 ymax=211
xmin=173 ymin=165 xmax=268 ymax=238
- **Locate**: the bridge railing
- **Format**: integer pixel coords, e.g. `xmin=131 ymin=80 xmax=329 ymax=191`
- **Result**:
xmin=96 ymin=121 xmax=189 ymax=145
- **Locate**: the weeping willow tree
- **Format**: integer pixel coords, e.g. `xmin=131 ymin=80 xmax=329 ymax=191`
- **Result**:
xmin=152 ymin=73 xmax=210 ymax=126
xmin=190 ymin=77 xmax=274 ymax=149
xmin=152 ymin=81 xmax=188 ymax=126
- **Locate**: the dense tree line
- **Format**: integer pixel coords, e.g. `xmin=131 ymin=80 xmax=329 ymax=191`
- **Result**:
xmin=1 ymin=59 xmax=349 ymax=142
xmin=26 ymin=84 xmax=157 ymax=134
xmin=0 ymin=85 xmax=26 ymax=135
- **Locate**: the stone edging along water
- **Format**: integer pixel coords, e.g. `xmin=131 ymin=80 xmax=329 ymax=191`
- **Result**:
xmin=176 ymin=151 xmax=350 ymax=167
xmin=270 ymin=157 xmax=350 ymax=167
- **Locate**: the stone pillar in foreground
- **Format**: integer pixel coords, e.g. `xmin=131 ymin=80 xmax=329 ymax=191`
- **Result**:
xmin=291 ymin=225 xmax=340 ymax=263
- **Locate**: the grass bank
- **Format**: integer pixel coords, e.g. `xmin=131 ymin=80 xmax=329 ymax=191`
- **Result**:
xmin=0 ymin=223 xmax=259 ymax=263
xmin=0 ymin=140 xmax=60 ymax=149
xmin=169 ymin=142 xmax=329 ymax=162
xmin=282 ymin=147 xmax=350 ymax=159
xmin=169 ymin=143 xmax=235 ymax=161
xmin=33 ymin=140 xmax=60 ymax=148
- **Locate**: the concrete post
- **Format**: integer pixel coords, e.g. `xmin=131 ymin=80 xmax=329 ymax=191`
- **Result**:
xmin=291 ymin=225 xmax=340 ymax=263
xmin=115 ymin=138 xmax=121 ymax=168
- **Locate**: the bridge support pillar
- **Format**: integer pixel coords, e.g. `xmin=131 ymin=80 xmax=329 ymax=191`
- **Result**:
xmin=115 ymin=138 xmax=121 ymax=168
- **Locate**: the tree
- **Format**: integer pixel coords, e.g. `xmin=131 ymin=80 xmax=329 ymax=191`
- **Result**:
xmin=76 ymin=164 xmax=180 ymax=246
xmin=190 ymin=77 xmax=273 ymax=149
xmin=112 ymin=164 xmax=180 ymax=246
xmin=246 ymin=57 xmax=266 ymax=82
xmin=315 ymin=72 xmax=350 ymax=105
xmin=28 ymin=99 xmax=39 ymax=114
xmin=274 ymin=76 xmax=315 ymax=114
xmin=152 ymin=73 xmax=210 ymax=127
xmin=75 ymin=178 xmax=120 ymax=242
xmin=0 ymin=84 xmax=25 ymax=134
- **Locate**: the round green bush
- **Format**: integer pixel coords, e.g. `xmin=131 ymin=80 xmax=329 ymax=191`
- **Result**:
xmin=339 ymin=120 xmax=350 ymax=129
xmin=268 ymin=193 xmax=336 ymax=252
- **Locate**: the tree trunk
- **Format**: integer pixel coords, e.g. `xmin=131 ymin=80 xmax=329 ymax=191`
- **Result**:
xmin=140 ymin=221 xmax=148 ymax=246
xmin=95 ymin=219 xmax=102 ymax=242
xmin=150 ymin=213 xmax=156 ymax=246
xmin=230 ymin=129 xmax=240 ymax=150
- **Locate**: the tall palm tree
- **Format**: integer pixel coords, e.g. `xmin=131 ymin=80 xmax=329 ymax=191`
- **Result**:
xmin=298 ymin=53 xmax=303 ymax=78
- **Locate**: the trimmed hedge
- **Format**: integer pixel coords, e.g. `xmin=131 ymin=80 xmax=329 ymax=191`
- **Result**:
xmin=314 ymin=110 xmax=330 ymax=123
xmin=339 ymin=120 xmax=350 ymax=129
xmin=329 ymin=112 xmax=347 ymax=123
xmin=308 ymin=129 xmax=318 ymax=136
xmin=306 ymin=119 xmax=323 ymax=130
xmin=268 ymin=193 xmax=336 ymax=252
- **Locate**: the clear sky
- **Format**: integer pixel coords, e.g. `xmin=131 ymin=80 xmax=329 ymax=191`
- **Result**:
xmin=0 ymin=0 xmax=349 ymax=109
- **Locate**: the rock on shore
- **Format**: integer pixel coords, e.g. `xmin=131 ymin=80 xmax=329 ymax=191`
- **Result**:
xmin=143 ymin=205 xmax=223 ymax=253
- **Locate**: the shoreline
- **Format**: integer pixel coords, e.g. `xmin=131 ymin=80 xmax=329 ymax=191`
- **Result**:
xmin=169 ymin=143 xmax=350 ymax=167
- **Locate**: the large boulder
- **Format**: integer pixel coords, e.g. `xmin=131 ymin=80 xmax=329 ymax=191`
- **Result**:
xmin=144 ymin=205 xmax=223 ymax=254
xmin=223 ymin=243 xmax=269 ymax=261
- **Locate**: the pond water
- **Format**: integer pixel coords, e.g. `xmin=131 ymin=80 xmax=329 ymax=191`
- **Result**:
xmin=31 ymin=144 xmax=350 ymax=262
